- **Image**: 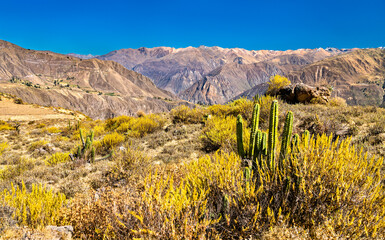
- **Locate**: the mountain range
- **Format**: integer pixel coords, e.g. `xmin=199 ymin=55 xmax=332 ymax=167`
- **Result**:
xmin=1 ymin=39 xmax=384 ymax=119
xmin=94 ymin=46 xmax=351 ymax=104
xmin=0 ymin=40 xmax=181 ymax=119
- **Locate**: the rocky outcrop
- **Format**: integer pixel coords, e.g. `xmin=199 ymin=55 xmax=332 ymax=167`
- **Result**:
xmin=277 ymin=83 xmax=331 ymax=104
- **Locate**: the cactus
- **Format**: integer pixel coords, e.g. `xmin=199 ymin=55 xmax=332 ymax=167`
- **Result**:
xmin=74 ymin=129 xmax=99 ymax=163
xmin=91 ymin=147 xmax=95 ymax=163
xmin=79 ymin=129 xmax=85 ymax=146
xmin=236 ymin=115 xmax=245 ymax=158
xmin=267 ymin=100 xmax=279 ymax=170
xmin=68 ymin=120 xmax=72 ymax=132
xmin=249 ymin=104 xmax=260 ymax=159
xmin=261 ymin=132 xmax=267 ymax=157
xmin=302 ymin=130 xmax=310 ymax=149
xmin=291 ymin=133 xmax=300 ymax=153
xmin=279 ymin=111 xmax=294 ymax=169
xmin=253 ymin=130 xmax=262 ymax=168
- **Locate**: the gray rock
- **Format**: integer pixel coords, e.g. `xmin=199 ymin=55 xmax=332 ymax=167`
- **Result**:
xmin=46 ymin=225 xmax=74 ymax=238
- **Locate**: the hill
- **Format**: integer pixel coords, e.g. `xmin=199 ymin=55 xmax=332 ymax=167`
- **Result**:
xmin=287 ymin=48 xmax=385 ymax=106
xmin=0 ymin=40 xmax=181 ymax=119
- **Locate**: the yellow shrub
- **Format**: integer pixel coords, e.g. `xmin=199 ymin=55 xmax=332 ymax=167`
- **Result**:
xmin=328 ymin=96 xmax=347 ymax=107
xmin=0 ymin=121 xmax=14 ymax=131
xmin=28 ymin=140 xmax=48 ymax=151
xmin=130 ymin=115 xmax=164 ymax=137
xmin=170 ymin=105 xmax=206 ymax=124
xmin=45 ymin=126 xmax=61 ymax=134
xmin=2 ymin=182 xmax=66 ymax=228
xmin=45 ymin=152 xmax=70 ymax=166
xmin=201 ymin=115 xmax=250 ymax=152
xmin=0 ymin=142 xmax=8 ymax=156
xmin=208 ymin=98 xmax=254 ymax=122
xmin=0 ymin=157 xmax=35 ymax=180
xmin=105 ymin=115 xmax=132 ymax=131
xmin=36 ymin=123 xmax=46 ymax=128
xmin=101 ymin=132 xmax=125 ymax=149
xmin=110 ymin=114 xmax=165 ymax=137
xmin=266 ymin=75 xmax=291 ymax=96
xmin=92 ymin=124 xmax=105 ymax=137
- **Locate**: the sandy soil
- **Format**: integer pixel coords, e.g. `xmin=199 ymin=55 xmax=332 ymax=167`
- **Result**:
xmin=0 ymin=98 xmax=83 ymax=121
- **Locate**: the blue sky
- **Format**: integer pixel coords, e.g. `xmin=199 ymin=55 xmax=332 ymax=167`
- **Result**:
xmin=0 ymin=0 xmax=384 ymax=55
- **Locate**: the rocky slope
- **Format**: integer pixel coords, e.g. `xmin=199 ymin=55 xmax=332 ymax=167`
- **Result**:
xmin=0 ymin=40 xmax=181 ymax=119
xmin=179 ymin=48 xmax=348 ymax=104
xmin=96 ymin=46 xmax=347 ymax=103
xmin=287 ymin=49 xmax=385 ymax=106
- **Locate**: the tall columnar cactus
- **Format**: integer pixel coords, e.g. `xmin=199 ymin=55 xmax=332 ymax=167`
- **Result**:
xmin=279 ymin=111 xmax=294 ymax=168
xmin=249 ymin=104 xmax=260 ymax=159
xmin=261 ymin=132 xmax=268 ymax=157
xmin=253 ymin=130 xmax=262 ymax=168
xmin=236 ymin=115 xmax=245 ymax=158
xmin=74 ymin=129 xmax=95 ymax=162
xmin=267 ymin=100 xmax=279 ymax=170
xmin=302 ymin=130 xmax=310 ymax=149
xmin=291 ymin=133 xmax=300 ymax=153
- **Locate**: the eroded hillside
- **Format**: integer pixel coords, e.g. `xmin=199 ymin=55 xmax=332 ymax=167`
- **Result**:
xmin=0 ymin=40 xmax=185 ymax=119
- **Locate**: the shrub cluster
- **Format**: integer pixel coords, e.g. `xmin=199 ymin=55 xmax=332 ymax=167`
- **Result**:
xmin=170 ymin=105 xmax=206 ymax=124
xmin=2 ymin=182 xmax=66 ymax=228
xmin=105 ymin=114 xmax=165 ymax=137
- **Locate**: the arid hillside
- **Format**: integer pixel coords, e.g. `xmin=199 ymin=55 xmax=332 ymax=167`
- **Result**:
xmin=96 ymin=46 xmax=347 ymax=99
xmin=287 ymin=48 xmax=385 ymax=106
xmin=0 ymin=40 xmax=183 ymax=119
xmin=178 ymin=49 xmax=341 ymax=104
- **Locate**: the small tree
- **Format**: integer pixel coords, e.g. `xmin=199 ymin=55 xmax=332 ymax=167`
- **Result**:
xmin=266 ymin=75 xmax=291 ymax=96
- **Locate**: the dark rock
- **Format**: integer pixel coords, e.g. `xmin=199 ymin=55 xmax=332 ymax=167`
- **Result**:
xmin=278 ymin=83 xmax=331 ymax=104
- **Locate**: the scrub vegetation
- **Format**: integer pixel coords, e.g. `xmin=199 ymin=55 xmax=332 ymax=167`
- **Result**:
xmin=0 ymin=94 xmax=384 ymax=239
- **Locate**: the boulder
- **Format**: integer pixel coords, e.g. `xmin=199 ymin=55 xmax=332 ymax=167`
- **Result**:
xmin=278 ymin=83 xmax=331 ymax=104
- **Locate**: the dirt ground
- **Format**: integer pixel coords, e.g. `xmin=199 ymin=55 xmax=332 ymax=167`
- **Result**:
xmin=0 ymin=98 xmax=83 ymax=121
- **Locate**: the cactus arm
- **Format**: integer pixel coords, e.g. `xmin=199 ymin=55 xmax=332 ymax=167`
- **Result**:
xmin=279 ymin=111 xmax=294 ymax=169
xmin=90 ymin=130 xmax=94 ymax=143
xmin=79 ymin=129 xmax=85 ymax=147
xmin=253 ymin=130 xmax=262 ymax=169
xmin=236 ymin=115 xmax=245 ymax=158
xmin=249 ymin=104 xmax=260 ymax=159
xmin=262 ymin=132 xmax=268 ymax=157
xmin=267 ymin=100 xmax=279 ymax=170
xmin=91 ymin=147 xmax=95 ymax=163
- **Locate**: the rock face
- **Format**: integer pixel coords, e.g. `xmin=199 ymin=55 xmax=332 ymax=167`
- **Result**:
xmin=0 ymin=40 xmax=182 ymax=119
xmin=287 ymin=49 xmax=385 ymax=106
xmin=178 ymin=49 xmax=346 ymax=104
xmin=97 ymin=46 xmax=347 ymax=101
xmin=277 ymin=83 xmax=331 ymax=104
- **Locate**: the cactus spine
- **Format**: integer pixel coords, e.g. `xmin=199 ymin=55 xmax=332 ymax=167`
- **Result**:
xmin=279 ymin=111 xmax=294 ymax=169
xmin=267 ymin=100 xmax=279 ymax=170
xmin=249 ymin=104 xmax=260 ymax=159
xmin=236 ymin=115 xmax=245 ymax=158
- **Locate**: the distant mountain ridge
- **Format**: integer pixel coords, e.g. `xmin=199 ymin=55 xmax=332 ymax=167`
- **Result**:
xmin=231 ymin=48 xmax=385 ymax=107
xmin=0 ymin=40 xmax=182 ymax=119
xmin=87 ymin=46 xmax=349 ymax=104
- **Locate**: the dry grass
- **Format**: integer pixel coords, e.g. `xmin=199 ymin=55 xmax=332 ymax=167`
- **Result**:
xmin=0 ymin=99 xmax=384 ymax=239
